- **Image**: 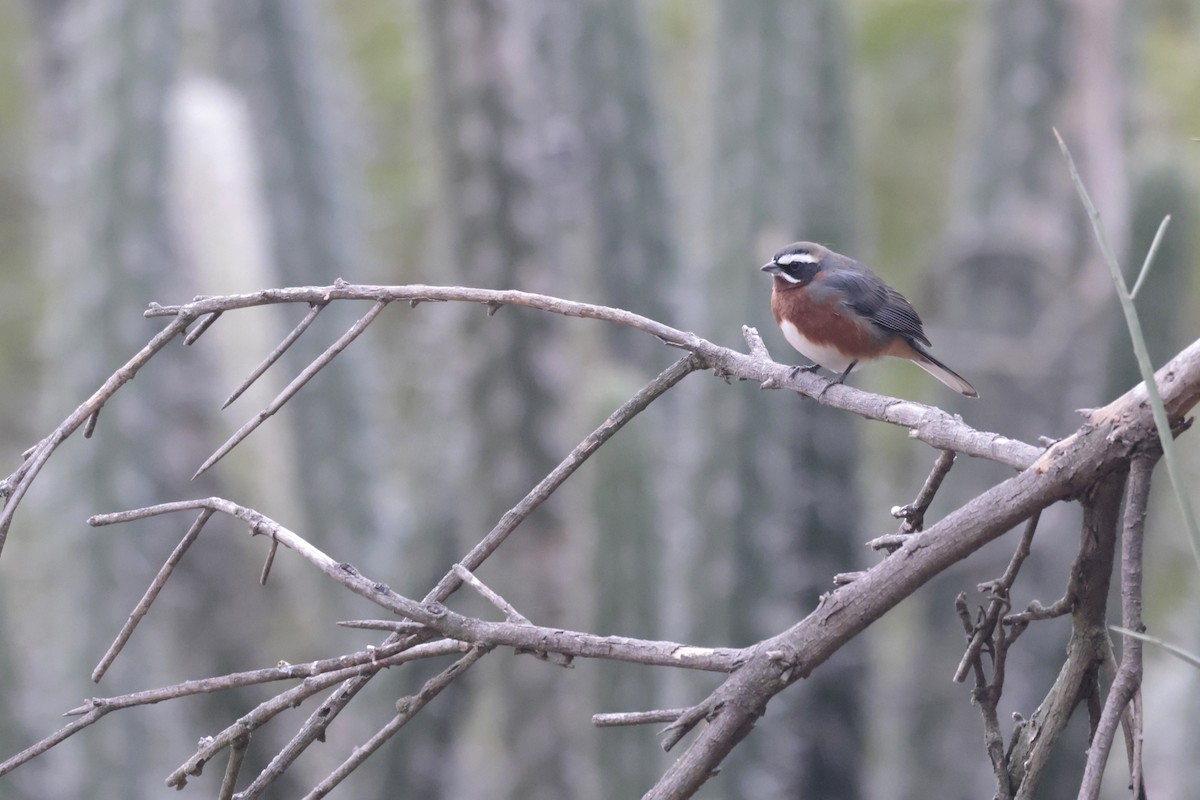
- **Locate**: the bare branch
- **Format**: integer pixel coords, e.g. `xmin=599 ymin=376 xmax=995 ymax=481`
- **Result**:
xmin=142 ymin=284 xmax=1045 ymax=468
xmin=89 ymin=499 xmax=745 ymax=674
xmin=451 ymin=563 xmax=532 ymax=624
xmin=218 ymin=732 xmax=249 ymax=800
xmin=645 ymin=345 xmax=1200 ymax=798
xmin=1008 ymin=469 xmax=1126 ymax=798
xmin=0 ymin=708 xmax=109 ymax=777
xmin=893 ymin=450 xmax=958 ymax=533
xmin=593 ymin=709 xmax=687 ymax=728
xmin=92 ymin=508 xmax=215 ymax=682
xmin=0 ymin=314 xmax=194 ymax=553
xmin=297 ymin=646 xmax=490 ymax=800
xmin=954 ymin=512 xmax=1041 ymax=684
xmin=1078 ymin=454 xmax=1155 ymax=800
xmin=250 ymin=355 xmax=706 ymax=780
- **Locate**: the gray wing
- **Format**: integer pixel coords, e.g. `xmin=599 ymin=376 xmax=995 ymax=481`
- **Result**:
xmin=818 ymin=269 xmax=931 ymax=346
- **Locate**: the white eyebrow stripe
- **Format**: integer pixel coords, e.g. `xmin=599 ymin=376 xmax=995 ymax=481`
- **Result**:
xmin=775 ymin=252 xmax=818 ymax=265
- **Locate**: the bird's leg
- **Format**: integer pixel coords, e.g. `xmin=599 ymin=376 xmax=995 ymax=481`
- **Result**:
xmin=816 ymin=360 xmax=857 ymax=399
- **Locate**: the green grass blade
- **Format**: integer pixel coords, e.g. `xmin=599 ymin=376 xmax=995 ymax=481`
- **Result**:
xmin=1111 ymin=626 xmax=1200 ymax=669
xmin=1130 ymin=215 xmax=1171 ymax=300
xmin=1054 ymin=129 xmax=1200 ymax=575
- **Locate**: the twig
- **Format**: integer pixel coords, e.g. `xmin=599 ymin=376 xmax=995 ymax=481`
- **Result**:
xmin=77 ymin=640 xmax=468 ymax=716
xmin=428 ymin=355 xmax=701 ymax=603
xmin=1 ymin=640 xmax=467 ymax=778
xmin=742 ymin=325 xmax=771 ymax=361
xmin=0 ymin=707 xmax=108 ymax=777
xmin=297 ymin=646 xmax=490 ymax=800
xmin=871 ymin=450 xmax=960 ymax=553
xmin=222 ymin=303 xmax=325 ymax=409
xmin=218 ymin=732 xmax=249 ymax=800
xmin=336 ymin=620 xmax=428 ymax=635
xmin=193 ymin=300 xmax=389 ymax=478
xmin=952 ymin=513 xmax=1041 ymax=799
xmin=1006 ymin=470 xmax=1126 ymax=798
xmin=259 ymin=534 xmax=278 ymax=585
xmin=166 ymin=643 xmax=469 ymax=790
xmin=593 ymin=709 xmax=687 ymax=728
xmin=141 ymin=284 xmax=1044 ymax=469
xmin=0 ymin=314 xmax=194 ymax=554
xmin=954 ymin=512 xmax=1041 ymax=683
xmin=88 ymin=499 xmax=746 ymax=673
xmin=451 ymin=564 xmax=572 ymax=667
xmin=92 ymin=508 xmax=216 ymax=682
xmin=451 ymin=563 xmax=531 ymax=623
xmin=250 ymin=354 xmax=707 ymax=786
xmin=893 ymin=450 xmax=958 ymax=533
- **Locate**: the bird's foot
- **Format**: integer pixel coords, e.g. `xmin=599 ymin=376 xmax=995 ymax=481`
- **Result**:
xmin=787 ymin=363 xmax=822 ymax=380
xmin=815 ymin=361 xmax=856 ymax=400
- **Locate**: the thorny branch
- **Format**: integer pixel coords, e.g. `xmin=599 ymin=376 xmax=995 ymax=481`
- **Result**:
xmin=0 ymin=284 xmax=1197 ymax=798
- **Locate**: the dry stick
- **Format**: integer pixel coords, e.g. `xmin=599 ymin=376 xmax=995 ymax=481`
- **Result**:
xmin=593 ymin=709 xmax=688 ymax=728
xmin=92 ymin=508 xmax=215 ymax=682
xmin=164 ymin=643 xmax=468 ymax=790
xmin=87 ymin=501 xmax=744 ymax=674
xmin=194 ymin=300 xmax=388 ymax=478
xmin=642 ymin=342 xmax=1200 ymax=800
xmin=869 ymin=449 xmax=960 ymax=551
xmin=143 ymin=284 xmax=1043 ymax=470
xmin=954 ymin=513 xmax=1042 ymax=800
xmin=0 ymin=708 xmax=108 ymax=777
xmin=245 ymin=354 xmax=705 ymax=790
xmin=0 ymin=314 xmax=194 ymax=553
xmin=1008 ymin=469 xmax=1127 ymax=800
xmin=451 ymin=564 xmax=571 ymax=667
xmin=337 ymin=619 xmax=428 ymax=635
xmin=432 ymin=354 xmax=702 ymax=599
xmin=79 ymin=639 xmax=465 ymax=715
xmin=299 ymin=646 xmax=491 ymax=800
xmin=1078 ymin=455 xmax=1155 ymax=800
xmin=451 ymin=563 xmax=530 ymax=623
xmin=259 ymin=535 xmax=278 ymax=585
xmin=894 ymin=449 xmax=958 ymax=532
xmin=219 ymin=732 xmax=249 ymax=800
xmin=86 ymin=498 xmax=743 ymax=789
xmin=0 ymin=640 xmax=470 ymax=778
xmin=953 ymin=512 xmax=1042 ymax=684
xmin=222 ymin=302 xmax=325 ymax=409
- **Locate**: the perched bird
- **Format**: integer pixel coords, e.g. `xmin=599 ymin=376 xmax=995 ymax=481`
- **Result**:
xmin=760 ymin=242 xmax=978 ymax=398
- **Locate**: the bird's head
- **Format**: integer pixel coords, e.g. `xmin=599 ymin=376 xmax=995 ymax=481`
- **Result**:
xmin=760 ymin=242 xmax=830 ymax=286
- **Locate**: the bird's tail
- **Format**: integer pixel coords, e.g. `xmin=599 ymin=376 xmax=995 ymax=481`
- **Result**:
xmin=907 ymin=342 xmax=979 ymax=398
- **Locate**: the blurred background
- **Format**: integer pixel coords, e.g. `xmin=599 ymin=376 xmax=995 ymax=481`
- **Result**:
xmin=0 ymin=0 xmax=1198 ymax=798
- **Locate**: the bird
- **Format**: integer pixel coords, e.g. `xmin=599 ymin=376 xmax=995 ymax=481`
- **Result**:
xmin=760 ymin=241 xmax=978 ymax=398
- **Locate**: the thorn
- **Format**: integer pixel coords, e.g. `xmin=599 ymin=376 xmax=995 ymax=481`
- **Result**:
xmin=83 ymin=408 xmax=101 ymax=439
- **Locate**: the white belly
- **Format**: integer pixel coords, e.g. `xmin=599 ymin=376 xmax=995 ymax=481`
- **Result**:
xmin=780 ymin=319 xmax=857 ymax=372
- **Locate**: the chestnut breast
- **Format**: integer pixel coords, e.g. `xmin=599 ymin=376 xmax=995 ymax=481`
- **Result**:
xmin=770 ymin=276 xmax=893 ymax=371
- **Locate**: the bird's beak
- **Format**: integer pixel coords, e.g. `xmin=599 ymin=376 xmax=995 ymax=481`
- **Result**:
xmin=761 ymin=262 xmax=781 ymax=274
